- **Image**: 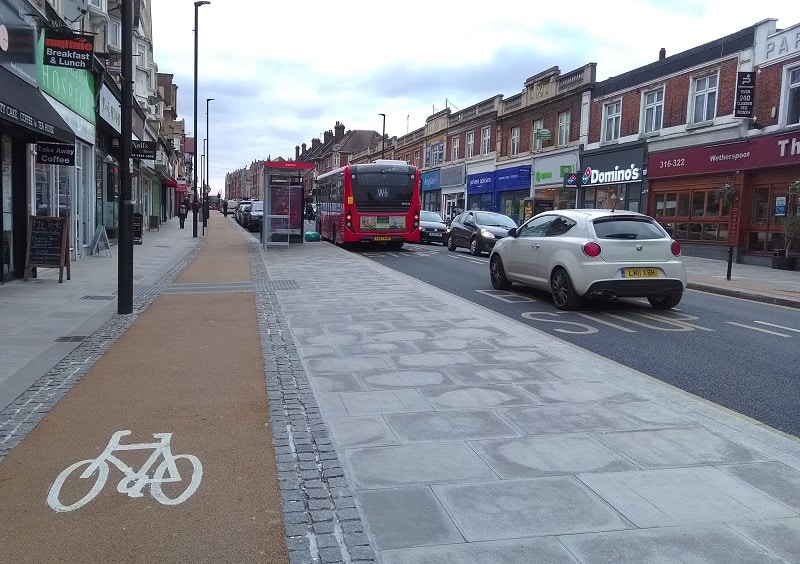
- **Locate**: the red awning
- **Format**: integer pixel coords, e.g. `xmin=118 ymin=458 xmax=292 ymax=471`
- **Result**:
xmin=162 ymin=177 xmax=178 ymax=188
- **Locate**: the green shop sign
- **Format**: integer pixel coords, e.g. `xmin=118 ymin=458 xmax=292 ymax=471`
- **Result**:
xmin=36 ymin=33 xmax=95 ymax=124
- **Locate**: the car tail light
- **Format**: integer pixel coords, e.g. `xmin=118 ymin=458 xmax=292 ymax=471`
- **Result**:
xmin=346 ymin=211 xmax=352 ymax=229
xmin=671 ymin=240 xmax=682 ymax=256
xmin=583 ymin=241 xmax=601 ymax=257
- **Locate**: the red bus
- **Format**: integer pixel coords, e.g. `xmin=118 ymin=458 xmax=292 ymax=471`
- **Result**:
xmin=315 ymin=160 xmax=420 ymax=248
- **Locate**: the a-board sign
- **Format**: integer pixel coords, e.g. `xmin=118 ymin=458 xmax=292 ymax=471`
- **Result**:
xmin=91 ymin=225 xmax=111 ymax=256
xmin=133 ymin=213 xmax=143 ymax=244
xmin=25 ymin=215 xmax=70 ymax=283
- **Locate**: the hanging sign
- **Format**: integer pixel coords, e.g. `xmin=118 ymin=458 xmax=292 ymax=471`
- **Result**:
xmin=734 ymin=72 xmax=755 ymax=119
xmin=131 ymin=140 xmax=157 ymax=160
xmin=43 ymin=30 xmax=94 ymax=70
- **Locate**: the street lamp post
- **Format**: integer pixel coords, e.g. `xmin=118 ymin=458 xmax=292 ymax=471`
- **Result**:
xmin=204 ymin=97 xmax=214 ymax=233
xmin=118 ymin=0 xmax=134 ymax=313
xmin=378 ymin=113 xmax=386 ymax=159
xmin=193 ymin=0 xmax=210 ymax=238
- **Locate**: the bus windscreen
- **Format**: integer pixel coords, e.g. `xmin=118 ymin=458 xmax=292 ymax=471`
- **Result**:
xmin=351 ymin=171 xmax=415 ymax=211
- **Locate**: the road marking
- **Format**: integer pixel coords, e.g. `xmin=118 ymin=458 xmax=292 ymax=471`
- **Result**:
xmin=574 ymin=313 xmax=637 ymax=332
xmin=476 ymin=289 xmax=538 ymax=303
xmin=634 ymin=312 xmax=715 ymax=331
xmin=726 ymin=322 xmax=792 ymax=337
xmin=522 ymin=311 xmax=599 ymax=334
xmin=753 ymin=321 xmax=800 ymax=333
xmin=47 ymin=430 xmax=202 ymax=513
xmin=603 ymin=312 xmax=694 ymax=331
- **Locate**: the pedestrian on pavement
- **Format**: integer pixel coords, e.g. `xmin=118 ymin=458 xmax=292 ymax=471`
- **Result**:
xmin=222 ymin=199 xmax=228 ymax=217
xmin=178 ymin=197 xmax=189 ymax=229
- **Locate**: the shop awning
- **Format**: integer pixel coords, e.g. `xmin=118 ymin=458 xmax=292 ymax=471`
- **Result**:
xmin=162 ymin=177 xmax=178 ymax=188
xmin=0 ymin=68 xmax=75 ymax=144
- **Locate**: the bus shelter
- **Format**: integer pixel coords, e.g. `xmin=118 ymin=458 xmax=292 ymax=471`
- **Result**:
xmin=261 ymin=161 xmax=314 ymax=250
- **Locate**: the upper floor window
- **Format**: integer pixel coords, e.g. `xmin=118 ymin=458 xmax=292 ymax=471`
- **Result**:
xmin=532 ymin=119 xmax=544 ymax=151
xmin=787 ymin=67 xmax=800 ymax=126
xmin=510 ymin=126 xmax=520 ymax=156
xmin=89 ymin=0 xmax=107 ymax=11
xmin=557 ymin=111 xmax=570 ymax=147
xmin=692 ymin=73 xmax=718 ymax=123
xmin=481 ymin=126 xmax=491 ymax=154
xmin=643 ymin=89 xmax=664 ymax=133
xmin=333 ymin=153 xmax=340 ymax=167
xmin=107 ymin=18 xmax=121 ymax=50
xmin=451 ymin=136 xmax=460 ymax=160
xmin=603 ymin=101 xmax=621 ymax=142
xmin=414 ymin=150 xmax=420 ymax=168
xmin=466 ymin=132 xmax=475 ymax=158
xmin=405 ymin=153 xmax=410 ymax=164
xmin=136 ymin=43 xmax=148 ymax=69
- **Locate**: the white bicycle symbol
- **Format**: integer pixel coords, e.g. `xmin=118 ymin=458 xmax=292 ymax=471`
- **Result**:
xmin=47 ymin=430 xmax=203 ymax=513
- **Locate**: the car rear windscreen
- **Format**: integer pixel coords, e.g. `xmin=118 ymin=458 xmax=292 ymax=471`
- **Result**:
xmin=593 ymin=217 xmax=665 ymax=239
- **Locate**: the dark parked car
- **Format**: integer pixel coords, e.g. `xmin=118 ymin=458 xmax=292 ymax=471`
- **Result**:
xmin=419 ymin=210 xmax=447 ymax=244
xmin=446 ymin=210 xmax=517 ymax=255
xmin=243 ymin=201 xmax=263 ymax=231
xmin=235 ymin=202 xmax=251 ymax=226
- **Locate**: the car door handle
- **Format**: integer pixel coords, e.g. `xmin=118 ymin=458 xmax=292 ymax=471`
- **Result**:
xmin=531 ymin=243 xmax=541 ymax=249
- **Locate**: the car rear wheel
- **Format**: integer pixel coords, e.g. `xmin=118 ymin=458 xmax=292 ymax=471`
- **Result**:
xmin=447 ymin=236 xmax=457 ymax=251
xmin=469 ymin=237 xmax=481 ymax=256
xmin=648 ymin=292 xmax=682 ymax=309
xmin=550 ymin=267 xmax=582 ymax=311
xmin=490 ymin=255 xmax=512 ymax=290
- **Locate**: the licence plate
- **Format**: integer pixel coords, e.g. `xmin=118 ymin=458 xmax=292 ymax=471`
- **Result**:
xmin=374 ymin=236 xmax=391 ymax=242
xmin=428 ymin=233 xmax=442 ymax=237
xmin=623 ymin=267 xmax=658 ymax=278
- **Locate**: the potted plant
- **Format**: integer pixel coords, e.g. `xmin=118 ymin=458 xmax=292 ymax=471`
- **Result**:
xmin=772 ymin=178 xmax=800 ymax=270
xmin=714 ymin=183 xmax=737 ymax=206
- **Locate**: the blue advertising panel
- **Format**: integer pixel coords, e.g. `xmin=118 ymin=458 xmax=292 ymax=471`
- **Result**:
xmin=495 ymin=165 xmax=531 ymax=191
xmin=467 ymin=171 xmax=494 ymax=194
xmin=421 ymin=169 xmax=441 ymax=191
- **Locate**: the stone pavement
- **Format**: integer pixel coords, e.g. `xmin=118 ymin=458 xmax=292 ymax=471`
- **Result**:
xmin=1 ymin=214 xmax=799 ymax=563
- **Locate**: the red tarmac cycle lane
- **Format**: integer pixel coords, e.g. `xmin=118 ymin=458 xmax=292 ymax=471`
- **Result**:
xmin=0 ymin=216 xmax=289 ymax=563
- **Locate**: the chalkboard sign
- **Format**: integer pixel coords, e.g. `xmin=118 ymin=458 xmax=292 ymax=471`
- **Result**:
xmin=25 ymin=215 xmax=70 ymax=283
xmin=133 ymin=213 xmax=143 ymax=244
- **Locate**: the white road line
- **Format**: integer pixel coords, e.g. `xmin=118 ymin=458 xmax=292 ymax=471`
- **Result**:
xmin=575 ymin=313 xmax=637 ymax=332
xmin=726 ymin=322 xmax=791 ymax=337
xmin=753 ymin=321 xmax=800 ymax=333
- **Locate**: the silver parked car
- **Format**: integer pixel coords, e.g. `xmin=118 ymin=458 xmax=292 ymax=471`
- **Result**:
xmin=488 ymin=209 xmax=687 ymax=310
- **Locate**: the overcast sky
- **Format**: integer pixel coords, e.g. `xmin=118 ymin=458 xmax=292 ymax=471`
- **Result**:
xmin=150 ymin=1 xmax=797 ymax=196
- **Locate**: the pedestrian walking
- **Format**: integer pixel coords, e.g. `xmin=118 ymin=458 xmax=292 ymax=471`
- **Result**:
xmin=178 ymin=197 xmax=189 ymax=229
xmin=222 ymin=199 xmax=228 ymax=217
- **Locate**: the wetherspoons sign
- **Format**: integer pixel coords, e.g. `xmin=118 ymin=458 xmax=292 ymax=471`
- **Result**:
xmin=43 ymin=30 xmax=94 ymax=70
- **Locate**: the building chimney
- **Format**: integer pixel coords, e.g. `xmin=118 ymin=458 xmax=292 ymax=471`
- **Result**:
xmin=334 ymin=121 xmax=345 ymax=141
xmin=311 ymin=138 xmax=320 ymax=149
xmin=302 ymin=142 xmax=307 ymax=153
xmin=323 ymin=129 xmax=333 ymax=144
xmin=659 ymin=48 xmax=666 ymax=60
xmin=295 ymin=145 xmax=300 ymax=160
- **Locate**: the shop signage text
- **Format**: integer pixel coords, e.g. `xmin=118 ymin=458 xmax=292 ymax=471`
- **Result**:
xmin=581 ymin=164 xmax=641 ymax=186
xmin=36 ymin=142 xmax=75 ymax=165
xmin=734 ymin=72 xmax=755 ymax=119
xmin=131 ymin=140 xmax=157 ymax=160
xmin=647 ymin=134 xmax=800 ymax=178
xmin=43 ymin=30 xmax=94 ymax=70
xmin=0 ymin=100 xmax=56 ymax=136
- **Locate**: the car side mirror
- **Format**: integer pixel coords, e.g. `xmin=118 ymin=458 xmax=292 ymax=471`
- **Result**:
xmin=508 ymin=227 xmax=517 ymax=237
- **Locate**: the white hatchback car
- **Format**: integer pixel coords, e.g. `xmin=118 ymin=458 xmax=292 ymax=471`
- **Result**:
xmin=489 ymin=209 xmax=687 ymax=310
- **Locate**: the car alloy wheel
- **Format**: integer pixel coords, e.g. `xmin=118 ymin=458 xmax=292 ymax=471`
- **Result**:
xmin=550 ymin=267 xmax=582 ymax=310
xmin=490 ymin=255 xmax=512 ymax=290
xmin=470 ymin=237 xmax=481 ymax=256
xmin=447 ymin=237 xmax=457 ymax=251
